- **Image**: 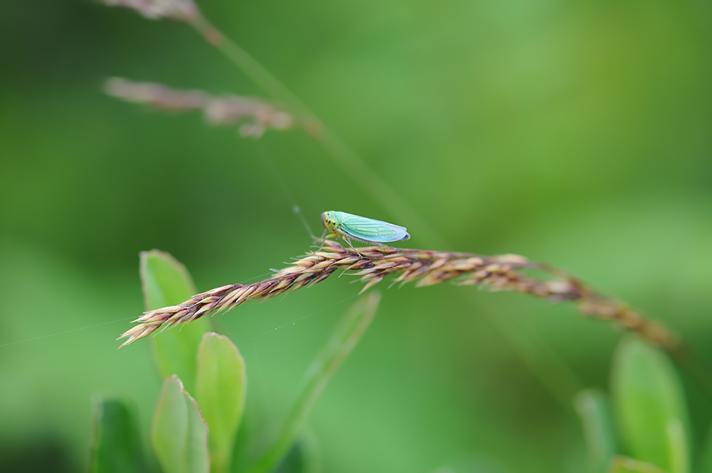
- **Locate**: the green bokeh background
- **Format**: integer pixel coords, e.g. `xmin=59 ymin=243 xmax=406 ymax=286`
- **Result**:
xmin=1 ymin=1 xmax=711 ymax=472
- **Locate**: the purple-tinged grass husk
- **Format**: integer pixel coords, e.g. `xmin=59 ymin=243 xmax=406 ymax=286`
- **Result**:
xmin=119 ymin=239 xmax=678 ymax=351
xmin=105 ymin=78 xmax=293 ymax=137
xmin=101 ymin=0 xmax=199 ymax=21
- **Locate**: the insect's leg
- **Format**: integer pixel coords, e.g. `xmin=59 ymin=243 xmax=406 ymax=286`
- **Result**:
xmin=344 ymin=236 xmax=364 ymax=257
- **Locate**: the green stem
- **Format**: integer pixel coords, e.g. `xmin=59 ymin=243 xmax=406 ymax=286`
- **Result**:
xmin=248 ymin=293 xmax=381 ymax=473
xmin=479 ymin=303 xmax=582 ymax=408
xmin=190 ymin=15 xmax=313 ymax=124
xmin=575 ymin=390 xmax=616 ymax=473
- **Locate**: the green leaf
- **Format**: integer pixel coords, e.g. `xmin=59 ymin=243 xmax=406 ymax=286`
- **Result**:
xmin=196 ymin=332 xmax=246 ymax=473
xmin=611 ymin=337 xmax=690 ymax=473
xmin=609 ymin=456 xmax=665 ymax=473
xmin=152 ymin=375 xmax=210 ymax=473
xmin=666 ymin=418 xmax=689 ymax=473
xmin=141 ymin=250 xmax=210 ymax=391
xmin=249 ymin=292 xmax=381 ymax=473
xmin=575 ymin=390 xmax=616 ymax=473
xmin=90 ymin=398 xmax=149 ymax=473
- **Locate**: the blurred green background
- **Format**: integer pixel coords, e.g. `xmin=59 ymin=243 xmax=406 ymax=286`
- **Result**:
xmin=1 ymin=0 xmax=711 ymax=472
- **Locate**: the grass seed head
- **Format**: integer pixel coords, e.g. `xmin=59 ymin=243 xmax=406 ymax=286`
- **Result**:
xmin=119 ymin=239 xmax=678 ymax=351
xmin=101 ymin=0 xmax=199 ymax=21
xmin=104 ymin=78 xmax=293 ymax=137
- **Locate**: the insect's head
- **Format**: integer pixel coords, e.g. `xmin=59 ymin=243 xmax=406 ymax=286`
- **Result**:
xmin=321 ymin=211 xmax=339 ymax=233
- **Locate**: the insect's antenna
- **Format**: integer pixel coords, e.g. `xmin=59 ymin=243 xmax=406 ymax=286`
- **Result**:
xmin=255 ymin=148 xmax=316 ymax=241
xmin=312 ymin=229 xmax=328 ymax=248
xmin=292 ymin=204 xmax=317 ymax=241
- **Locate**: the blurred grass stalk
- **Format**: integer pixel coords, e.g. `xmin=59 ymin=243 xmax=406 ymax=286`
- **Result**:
xmin=104 ymin=78 xmax=293 ymax=138
xmin=575 ymin=390 xmax=616 ymax=473
xmin=249 ymin=292 xmax=381 ymax=473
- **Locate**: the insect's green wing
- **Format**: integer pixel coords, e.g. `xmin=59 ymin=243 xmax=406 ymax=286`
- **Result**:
xmin=335 ymin=212 xmax=409 ymax=243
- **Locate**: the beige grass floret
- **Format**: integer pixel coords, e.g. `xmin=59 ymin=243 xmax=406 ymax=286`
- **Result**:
xmin=105 ymin=78 xmax=293 ymax=137
xmin=101 ymin=0 xmax=198 ymax=20
xmin=119 ymin=239 xmax=677 ymax=350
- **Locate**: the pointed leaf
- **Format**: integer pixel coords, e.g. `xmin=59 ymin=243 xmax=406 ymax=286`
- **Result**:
xmin=666 ymin=418 xmax=689 ymax=473
xmin=249 ymin=292 xmax=380 ymax=473
xmin=609 ymin=457 xmax=665 ymax=473
xmin=152 ymin=375 xmax=209 ymax=473
xmin=90 ymin=398 xmax=149 ymax=473
xmin=611 ymin=337 xmax=690 ymax=473
xmin=141 ymin=250 xmax=210 ymax=391
xmin=196 ymin=332 xmax=246 ymax=473
xmin=575 ymin=390 xmax=616 ymax=473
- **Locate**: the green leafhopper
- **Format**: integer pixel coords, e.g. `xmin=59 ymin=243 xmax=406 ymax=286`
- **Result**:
xmin=321 ymin=211 xmax=410 ymax=244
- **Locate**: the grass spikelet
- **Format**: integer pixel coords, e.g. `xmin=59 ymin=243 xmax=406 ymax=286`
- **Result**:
xmin=105 ymin=78 xmax=293 ymax=137
xmin=101 ymin=0 xmax=199 ymax=21
xmin=119 ymin=239 xmax=678 ymax=351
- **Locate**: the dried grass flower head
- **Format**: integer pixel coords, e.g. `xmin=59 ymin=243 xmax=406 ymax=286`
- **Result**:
xmin=119 ymin=239 xmax=678 ymax=351
xmin=102 ymin=0 xmax=199 ymax=21
xmin=105 ymin=78 xmax=293 ymax=137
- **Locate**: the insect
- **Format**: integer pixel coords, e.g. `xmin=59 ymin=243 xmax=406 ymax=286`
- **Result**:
xmin=321 ymin=210 xmax=410 ymax=245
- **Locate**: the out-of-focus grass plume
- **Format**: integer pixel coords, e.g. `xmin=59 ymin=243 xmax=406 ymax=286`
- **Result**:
xmin=105 ymin=78 xmax=293 ymax=137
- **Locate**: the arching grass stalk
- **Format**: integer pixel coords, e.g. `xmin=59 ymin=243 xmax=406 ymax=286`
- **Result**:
xmin=119 ymin=239 xmax=677 ymax=351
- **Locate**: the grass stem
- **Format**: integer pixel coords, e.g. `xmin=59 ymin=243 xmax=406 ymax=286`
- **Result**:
xmin=248 ymin=293 xmax=381 ymax=473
